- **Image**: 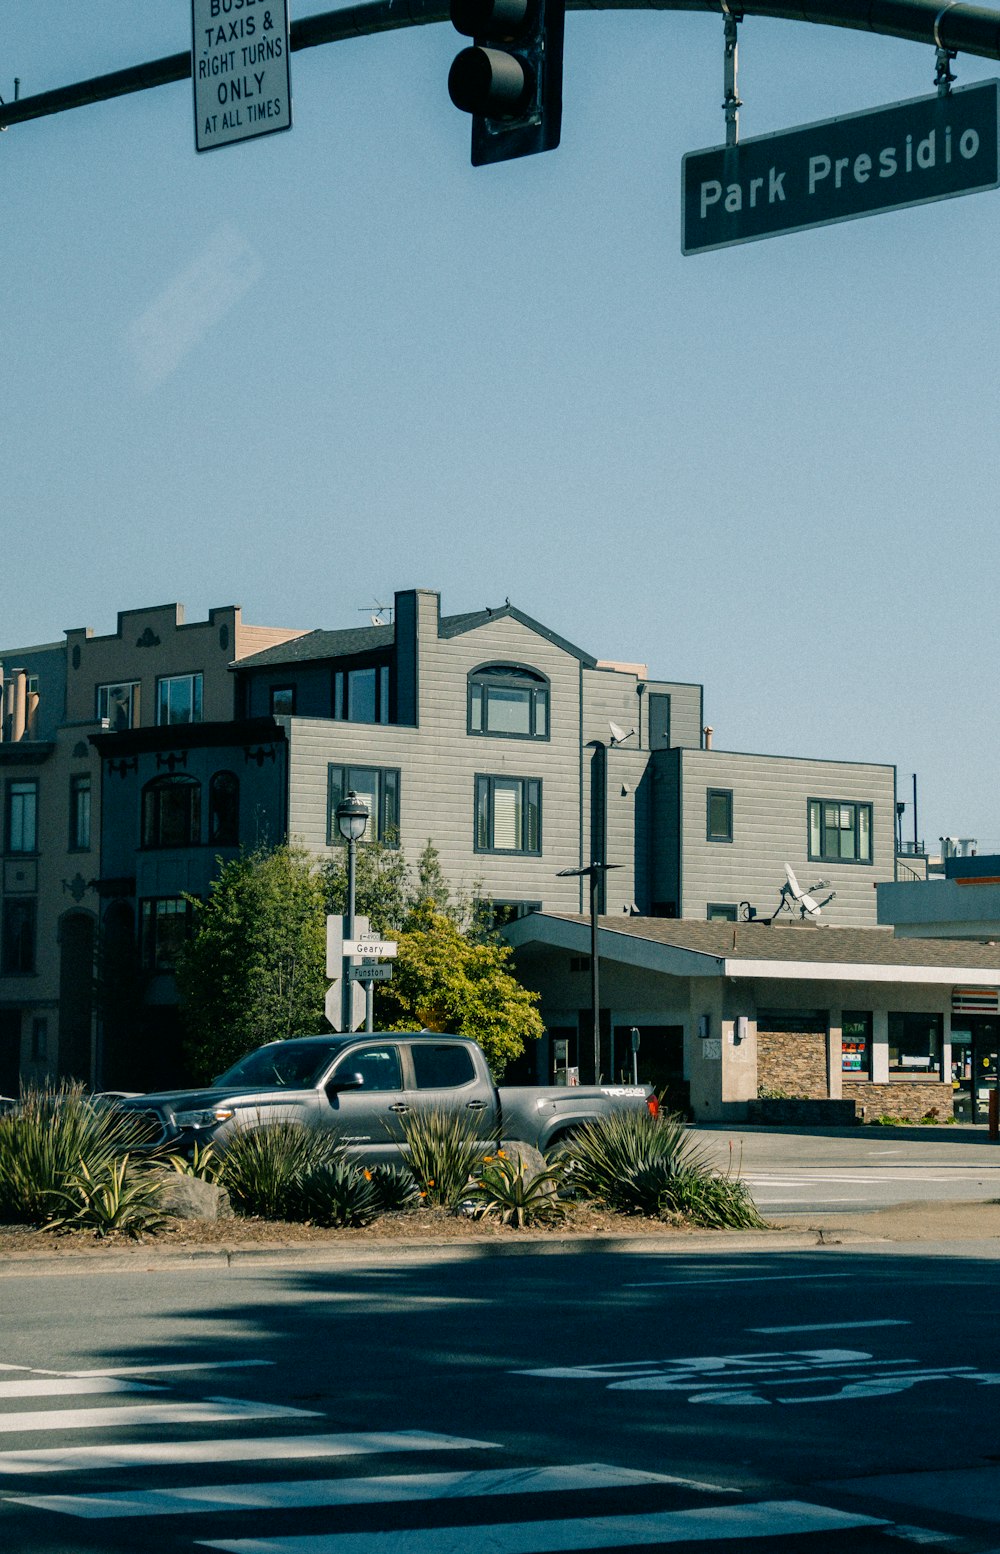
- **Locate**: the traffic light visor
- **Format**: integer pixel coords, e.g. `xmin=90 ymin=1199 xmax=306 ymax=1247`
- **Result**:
xmin=450 ymin=0 xmax=531 ymax=39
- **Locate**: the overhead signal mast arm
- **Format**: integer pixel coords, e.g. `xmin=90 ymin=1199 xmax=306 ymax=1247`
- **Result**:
xmin=3 ymin=0 xmax=1000 ymax=130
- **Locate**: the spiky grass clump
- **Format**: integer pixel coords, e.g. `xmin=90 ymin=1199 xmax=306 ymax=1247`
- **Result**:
xmin=0 ymin=1085 xmax=156 ymax=1226
xmin=398 ymin=1106 xmax=496 ymax=1209
xmin=219 ymin=1123 xmax=386 ymax=1226
xmin=219 ymin=1122 xmax=343 ymax=1220
xmin=554 ymin=1110 xmax=766 ymax=1228
xmin=662 ymin=1168 xmax=767 ymax=1229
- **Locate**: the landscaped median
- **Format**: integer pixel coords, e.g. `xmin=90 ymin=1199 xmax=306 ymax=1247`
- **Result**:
xmin=0 ymin=1085 xmax=767 ymax=1253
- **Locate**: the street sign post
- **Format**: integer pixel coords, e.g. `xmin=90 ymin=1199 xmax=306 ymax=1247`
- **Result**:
xmin=682 ymin=80 xmax=1000 ymax=255
xmin=191 ymin=0 xmax=292 ymax=152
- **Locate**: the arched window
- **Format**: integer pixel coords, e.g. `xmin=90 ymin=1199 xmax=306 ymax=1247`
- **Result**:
xmin=468 ymin=664 xmax=549 ymax=739
xmin=141 ymin=775 xmax=201 ymax=849
xmin=209 ymin=771 xmax=240 ymax=845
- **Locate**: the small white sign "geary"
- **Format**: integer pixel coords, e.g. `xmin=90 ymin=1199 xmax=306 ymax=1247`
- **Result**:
xmin=343 ymin=940 xmax=398 ymax=959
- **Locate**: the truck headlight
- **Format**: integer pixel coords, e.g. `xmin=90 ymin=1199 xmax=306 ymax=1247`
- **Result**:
xmin=171 ymin=1108 xmax=235 ymax=1130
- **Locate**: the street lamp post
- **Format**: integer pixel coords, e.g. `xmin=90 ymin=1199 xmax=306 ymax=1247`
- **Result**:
xmin=557 ymin=860 xmax=621 ymax=1085
xmin=335 ymin=789 xmax=369 ymax=1033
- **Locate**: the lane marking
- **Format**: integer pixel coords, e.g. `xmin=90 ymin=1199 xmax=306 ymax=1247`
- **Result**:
xmin=624 ymin=1273 xmax=856 ymax=1288
xmin=61 ymin=1361 xmax=273 ymax=1379
xmin=0 ymin=1379 xmax=159 ymax=1400
xmin=8 ymin=1462 xmax=730 ymax=1519
xmin=748 ymin=1320 xmax=911 ymax=1334
xmin=517 ymin=1349 xmax=872 ymax=1383
xmin=0 ymin=1361 xmax=272 ymax=1380
xmin=0 ymin=1398 xmax=318 ymax=1435
xmin=195 ymin=1498 xmax=889 ymax=1552
xmin=0 ymin=1430 xmax=498 ymax=1477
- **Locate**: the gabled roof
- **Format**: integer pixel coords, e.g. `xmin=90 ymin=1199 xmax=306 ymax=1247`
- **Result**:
xmin=230 ymin=600 xmax=598 ymax=671
xmin=233 ymin=623 xmax=393 ymax=669
xmin=504 ymin=913 xmax=1000 ymax=985
xmin=439 ymin=604 xmax=597 ymax=667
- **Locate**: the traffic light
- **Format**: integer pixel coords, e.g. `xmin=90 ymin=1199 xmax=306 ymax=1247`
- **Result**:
xmin=448 ymin=0 xmax=565 ymax=166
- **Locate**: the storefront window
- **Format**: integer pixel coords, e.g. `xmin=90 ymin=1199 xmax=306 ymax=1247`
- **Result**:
xmin=888 ymin=1012 xmax=943 ymax=1077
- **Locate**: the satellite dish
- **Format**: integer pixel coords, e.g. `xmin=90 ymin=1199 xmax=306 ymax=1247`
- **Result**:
xmin=608 ymin=720 xmax=635 ymax=746
xmin=781 ymin=862 xmax=836 ymax=919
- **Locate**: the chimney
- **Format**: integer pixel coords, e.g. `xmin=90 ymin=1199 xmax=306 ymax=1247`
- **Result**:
xmin=25 ymin=688 xmax=39 ymax=739
xmin=703 ymin=725 xmax=714 ymax=750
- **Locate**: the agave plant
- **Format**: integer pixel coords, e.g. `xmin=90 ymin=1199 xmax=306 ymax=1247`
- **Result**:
xmin=49 ymin=1155 xmax=170 ymax=1239
xmin=0 ymin=1085 xmax=156 ymax=1226
xmin=367 ymin=1163 xmax=420 ymax=1213
xmin=398 ymin=1106 xmax=496 ymax=1209
xmin=293 ymin=1158 xmax=382 ymax=1228
xmin=165 ymin=1140 xmax=221 ymax=1182
xmin=466 ymin=1152 xmax=566 ymax=1228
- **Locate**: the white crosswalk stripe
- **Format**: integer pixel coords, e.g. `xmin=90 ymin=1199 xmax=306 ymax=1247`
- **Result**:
xmin=0 ymin=1397 xmax=318 ymax=1434
xmin=7 ymin=1462 xmax=711 ymax=1518
xmin=0 ymin=1363 xmax=899 ymax=1554
xmin=0 ymin=1377 xmax=159 ymax=1400
xmin=196 ymin=1500 xmax=889 ymax=1553
xmin=0 ymin=1429 xmax=496 ymax=1477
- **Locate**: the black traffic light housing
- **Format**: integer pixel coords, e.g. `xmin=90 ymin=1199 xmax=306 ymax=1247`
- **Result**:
xmin=448 ymin=0 xmax=565 ymax=166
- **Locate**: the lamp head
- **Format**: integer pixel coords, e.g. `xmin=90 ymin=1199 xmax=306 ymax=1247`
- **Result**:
xmin=336 ymin=789 xmax=370 ymax=843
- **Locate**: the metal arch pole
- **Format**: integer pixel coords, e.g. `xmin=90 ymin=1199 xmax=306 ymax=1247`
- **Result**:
xmin=4 ymin=0 xmax=1000 ymax=129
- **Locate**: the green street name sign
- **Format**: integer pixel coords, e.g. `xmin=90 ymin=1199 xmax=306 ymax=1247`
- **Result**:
xmin=682 ymin=81 xmax=1000 ymax=255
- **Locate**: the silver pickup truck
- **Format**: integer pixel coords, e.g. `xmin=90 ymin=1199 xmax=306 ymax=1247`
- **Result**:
xmin=121 ymin=1031 xmax=658 ymax=1163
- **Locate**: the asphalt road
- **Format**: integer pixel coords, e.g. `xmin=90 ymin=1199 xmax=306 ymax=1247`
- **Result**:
xmin=694 ymin=1123 xmax=1000 ymax=1214
xmin=2 ymin=1238 xmax=1000 ymax=1554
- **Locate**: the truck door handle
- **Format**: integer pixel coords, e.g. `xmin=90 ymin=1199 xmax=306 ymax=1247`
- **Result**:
xmin=388 ymin=1103 xmax=410 ymax=1113
xmin=466 ymin=1100 xmax=486 ymax=1111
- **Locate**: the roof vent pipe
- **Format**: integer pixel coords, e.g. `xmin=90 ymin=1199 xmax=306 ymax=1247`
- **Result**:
xmin=703 ymin=725 xmax=714 ymax=750
xmin=10 ymin=669 xmax=26 ymax=743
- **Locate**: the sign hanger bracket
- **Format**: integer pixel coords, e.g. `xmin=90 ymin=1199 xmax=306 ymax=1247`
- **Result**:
xmin=935 ymin=2 xmax=959 ymax=95
xmin=721 ymin=1 xmax=743 ymax=147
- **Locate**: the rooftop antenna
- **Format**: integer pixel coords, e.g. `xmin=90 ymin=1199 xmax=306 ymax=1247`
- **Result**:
xmin=777 ymin=862 xmax=835 ymax=920
xmin=360 ymin=600 xmax=393 ymax=626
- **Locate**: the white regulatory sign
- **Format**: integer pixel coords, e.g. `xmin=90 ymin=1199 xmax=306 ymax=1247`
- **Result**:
xmin=343 ymin=939 xmax=398 ymax=959
xmin=191 ymin=0 xmax=292 ymax=153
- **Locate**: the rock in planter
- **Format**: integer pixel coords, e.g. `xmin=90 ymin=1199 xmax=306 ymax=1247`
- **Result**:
xmin=150 ymin=1170 xmax=233 ymax=1221
xmin=497 ymin=1140 xmax=552 ymax=1186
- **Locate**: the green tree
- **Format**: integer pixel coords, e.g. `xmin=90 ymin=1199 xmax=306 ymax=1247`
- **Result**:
xmin=375 ymin=904 xmax=544 ymax=1078
xmin=176 ymin=845 xmax=327 ymax=1081
xmin=320 ymin=838 xmax=411 ymax=936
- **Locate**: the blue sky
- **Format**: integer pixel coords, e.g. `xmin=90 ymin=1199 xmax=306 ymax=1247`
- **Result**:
xmin=3 ymin=2 xmax=996 ymax=850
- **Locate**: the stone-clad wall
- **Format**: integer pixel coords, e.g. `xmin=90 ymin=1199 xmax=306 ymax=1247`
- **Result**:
xmin=757 ymin=1030 xmax=828 ymax=1098
xmin=843 ymin=1081 xmax=954 ymax=1121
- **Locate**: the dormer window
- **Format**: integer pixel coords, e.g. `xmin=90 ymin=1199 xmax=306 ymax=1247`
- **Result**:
xmin=468 ymin=665 xmax=549 ymax=740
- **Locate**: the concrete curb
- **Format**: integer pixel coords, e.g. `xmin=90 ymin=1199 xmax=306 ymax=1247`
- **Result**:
xmin=0 ymin=1223 xmax=889 ymax=1275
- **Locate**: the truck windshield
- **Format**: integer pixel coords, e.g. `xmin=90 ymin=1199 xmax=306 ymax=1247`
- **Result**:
xmin=215 ymin=1042 xmax=340 ymax=1088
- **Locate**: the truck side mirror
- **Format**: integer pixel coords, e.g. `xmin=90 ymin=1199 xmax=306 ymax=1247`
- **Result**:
xmin=326 ymin=1071 xmax=364 ymax=1094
